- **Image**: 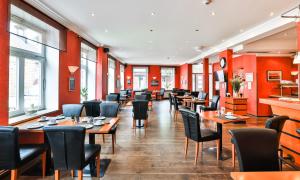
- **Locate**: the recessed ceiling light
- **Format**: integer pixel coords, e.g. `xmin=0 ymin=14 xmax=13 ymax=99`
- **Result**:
xmin=104 ymin=29 xmax=108 ymax=33
xmin=150 ymin=29 xmax=154 ymax=32
xmin=269 ymin=12 xmax=274 ymax=17
xmin=195 ymin=29 xmax=199 ymax=32
xmin=91 ymin=12 xmax=95 ymax=17
xmin=211 ymin=11 xmax=216 ymax=16
xmin=100 ymin=43 xmax=104 ymax=47
xmin=151 ymin=12 xmax=156 ymax=16
xmin=222 ymin=39 xmax=225 ymax=42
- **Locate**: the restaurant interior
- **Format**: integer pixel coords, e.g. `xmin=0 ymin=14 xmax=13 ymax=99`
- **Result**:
xmin=1 ymin=0 xmax=300 ymax=180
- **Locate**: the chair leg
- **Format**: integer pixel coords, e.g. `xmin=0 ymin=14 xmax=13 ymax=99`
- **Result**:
xmin=54 ymin=170 xmax=60 ymax=180
xmin=102 ymin=134 xmax=105 ymax=143
xmin=195 ymin=142 xmax=199 ymax=165
xmin=144 ymin=119 xmax=148 ymax=129
xmin=232 ymin=144 xmax=235 ymax=168
xmin=71 ymin=170 xmax=74 ymax=178
xmin=41 ymin=151 xmax=46 ymax=178
xmin=77 ymin=170 xmax=83 ymax=180
xmin=184 ymin=137 xmax=189 ymax=159
xmin=216 ymin=139 xmax=220 ymax=160
xmin=96 ymin=154 xmax=101 ymax=177
xmin=112 ymin=134 xmax=115 ymax=154
xmin=11 ymin=169 xmax=18 ymax=180
xmin=114 ymin=133 xmax=117 ymax=144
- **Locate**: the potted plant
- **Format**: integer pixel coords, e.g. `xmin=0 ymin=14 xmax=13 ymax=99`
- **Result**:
xmin=231 ymin=76 xmax=244 ymax=97
xmin=81 ymin=88 xmax=88 ymax=101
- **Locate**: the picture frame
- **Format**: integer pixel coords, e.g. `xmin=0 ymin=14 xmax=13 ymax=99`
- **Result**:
xmin=267 ymin=71 xmax=282 ymax=81
xmin=69 ymin=77 xmax=75 ymax=91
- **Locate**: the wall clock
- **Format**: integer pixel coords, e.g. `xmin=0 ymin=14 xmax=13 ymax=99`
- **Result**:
xmin=220 ymin=57 xmax=226 ymax=69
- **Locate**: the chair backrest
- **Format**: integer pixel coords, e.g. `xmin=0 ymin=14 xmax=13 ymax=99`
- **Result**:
xmin=179 ymin=109 xmax=201 ymax=141
xmin=172 ymin=88 xmax=179 ymax=93
xmin=177 ymin=91 xmax=185 ymax=96
xmin=168 ymin=93 xmax=173 ymax=104
xmin=132 ymin=100 xmax=148 ymax=120
xmin=0 ymin=126 xmax=21 ymax=169
xmin=62 ymin=104 xmax=84 ymax=117
xmin=135 ymin=95 xmax=147 ymax=101
xmin=100 ymin=102 xmax=119 ymax=117
xmin=191 ymin=91 xmax=199 ymax=98
xmin=141 ymin=92 xmax=152 ymax=101
xmin=126 ymin=89 xmax=132 ymax=97
xmin=159 ymin=88 xmax=165 ymax=95
xmin=173 ymin=96 xmax=180 ymax=110
xmin=210 ymin=95 xmax=220 ymax=109
xmin=198 ymin=91 xmax=208 ymax=100
xmin=229 ymin=128 xmax=279 ymax=172
xmin=106 ymin=93 xmax=120 ymax=102
xmin=83 ymin=100 xmax=101 ymax=117
xmin=120 ymin=90 xmax=127 ymax=96
xmin=44 ymin=126 xmax=86 ymax=170
xmin=265 ymin=116 xmax=288 ymax=134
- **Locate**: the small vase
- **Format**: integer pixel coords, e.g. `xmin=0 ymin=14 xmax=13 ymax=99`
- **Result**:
xmin=233 ymin=91 xmax=239 ymax=98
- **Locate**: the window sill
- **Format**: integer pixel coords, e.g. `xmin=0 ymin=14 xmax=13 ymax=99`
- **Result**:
xmin=9 ymin=109 xmax=59 ymax=126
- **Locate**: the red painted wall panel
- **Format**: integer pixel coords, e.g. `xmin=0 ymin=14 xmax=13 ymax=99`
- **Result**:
xmin=0 ymin=0 xmax=9 ymax=125
xmin=257 ymin=56 xmax=295 ymax=116
xmin=175 ymin=67 xmax=181 ymax=88
xmin=124 ymin=65 xmax=133 ymax=90
xmin=96 ymin=48 xmax=108 ymax=100
xmin=59 ymin=31 xmax=81 ymax=108
xmin=233 ymin=55 xmax=258 ymax=115
xmin=148 ymin=65 xmax=161 ymax=91
xmin=179 ymin=64 xmax=192 ymax=90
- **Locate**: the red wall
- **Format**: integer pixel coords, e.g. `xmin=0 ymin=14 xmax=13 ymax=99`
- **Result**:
xmin=148 ymin=65 xmax=161 ymax=91
xmin=175 ymin=67 xmax=181 ymax=88
xmin=124 ymin=65 xmax=133 ymax=90
xmin=0 ymin=0 xmax=9 ymax=125
xmin=96 ymin=48 xmax=108 ymax=100
xmin=179 ymin=64 xmax=192 ymax=90
xmin=59 ymin=31 xmax=81 ymax=108
xmin=257 ymin=57 xmax=295 ymax=116
xmin=233 ymin=55 xmax=258 ymax=115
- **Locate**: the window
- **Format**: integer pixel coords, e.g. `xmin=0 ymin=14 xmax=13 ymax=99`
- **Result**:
xmin=192 ymin=64 xmax=203 ymax=92
xmin=161 ymin=67 xmax=175 ymax=90
xmin=9 ymin=21 xmax=45 ymax=117
xmin=108 ymin=59 xmax=115 ymax=94
xmin=133 ymin=67 xmax=148 ymax=90
xmin=120 ymin=64 xmax=125 ymax=90
xmin=80 ymin=42 xmax=96 ymax=101
xmin=209 ymin=64 xmax=213 ymax=99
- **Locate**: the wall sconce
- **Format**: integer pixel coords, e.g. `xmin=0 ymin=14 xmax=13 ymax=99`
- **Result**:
xmin=153 ymin=76 xmax=157 ymax=80
xmin=291 ymin=71 xmax=299 ymax=76
xmin=68 ymin=66 xmax=79 ymax=91
xmin=127 ymin=76 xmax=131 ymax=79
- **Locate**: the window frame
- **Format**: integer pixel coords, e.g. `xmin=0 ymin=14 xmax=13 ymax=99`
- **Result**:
xmin=133 ymin=66 xmax=148 ymax=90
xmin=161 ymin=67 xmax=175 ymax=90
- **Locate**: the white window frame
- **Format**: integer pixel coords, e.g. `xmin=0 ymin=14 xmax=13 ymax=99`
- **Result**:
xmin=161 ymin=67 xmax=175 ymax=90
xmin=120 ymin=64 xmax=125 ymax=90
xmin=108 ymin=58 xmax=116 ymax=94
xmin=133 ymin=67 xmax=148 ymax=90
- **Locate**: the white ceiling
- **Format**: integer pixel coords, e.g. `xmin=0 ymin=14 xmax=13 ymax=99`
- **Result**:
xmin=27 ymin=0 xmax=299 ymax=65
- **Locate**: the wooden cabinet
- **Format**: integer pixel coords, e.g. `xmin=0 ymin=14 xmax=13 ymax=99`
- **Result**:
xmin=225 ymin=98 xmax=247 ymax=115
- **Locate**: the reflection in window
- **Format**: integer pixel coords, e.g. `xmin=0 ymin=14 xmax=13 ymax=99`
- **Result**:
xmin=161 ymin=67 xmax=175 ymax=90
xmin=133 ymin=67 xmax=148 ymax=90
xmin=120 ymin=64 xmax=125 ymax=90
xmin=108 ymin=59 xmax=115 ymax=94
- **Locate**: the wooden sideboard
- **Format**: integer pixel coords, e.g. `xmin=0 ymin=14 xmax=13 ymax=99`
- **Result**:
xmin=225 ymin=97 xmax=247 ymax=115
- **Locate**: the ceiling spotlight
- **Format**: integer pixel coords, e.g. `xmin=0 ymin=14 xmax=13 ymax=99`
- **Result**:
xmin=104 ymin=29 xmax=108 ymax=33
xmin=269 ymin=12 xmax=274 ymax=17
xmin=151 ymin=12 xmax=156 ymax=16
xmin=211 ymin=11 xmax=216 ymax=16
xmin=91 ymin=12 xmax=95 ymax=17
xmin=202 ymin=0 xmax=213 ymax=5
xmin=195 ymin=29 xmax=199 ymax=32
xmin=150 ymin=29 xmax=154 ymax=32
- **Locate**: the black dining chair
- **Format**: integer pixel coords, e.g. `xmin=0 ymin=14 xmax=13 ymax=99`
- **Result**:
xmin=44 ymin=126 xmax=101 ymax=180
xmin=193 ymin=91 xmax=208 ymax=112
xmin=106 ymin=93 xmax=120 ymax=103
xmin=173 ymin=96 xmax=183 ymax=122
xmin=100 ymin=102 xmax=120 ymax=153
xmin=62 ymin=104 xmax=84 ymax=117
xmin=229 ymin=128 xmax=279 ymax=172
xmin=0 ymin=126 xmax=47 ymax=180
xmin=132 ymin=100 xmax=149 ymax=131
xmin=142 ymin=92 xmax=153 ymax=110
xmin=191 ymin=91 xmax=199 ymax=98
xmin=179 ymin=109 xmax=221 ymax=165
xmin=120 ymin=90 xmax=128 ymax=104
xmin=168 ymin=93 xmax=174 ymax=112
xmin=199 ymin=95 xmax=219 ymax=112
xmin=231 ymin=115 xmax=288 ymax=168
xmin=83 ymin=100 xmax=101 ymax=117
xmin=135 ymin=95 xmax=147 ymax=101
xmin=157 ymin=88 xmax=165 ymax=100
xmin=126 ymin=88 xmax=132 ymax=98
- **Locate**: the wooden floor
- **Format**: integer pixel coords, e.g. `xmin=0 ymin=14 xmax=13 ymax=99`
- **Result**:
xmin=20 ymin=100 xmax=268 ymax=180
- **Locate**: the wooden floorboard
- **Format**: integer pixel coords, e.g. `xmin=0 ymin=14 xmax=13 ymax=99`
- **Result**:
xmin=19 ymin=100 xmax=273 ymax=179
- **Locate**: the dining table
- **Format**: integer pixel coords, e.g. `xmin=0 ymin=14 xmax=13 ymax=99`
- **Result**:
xmin=182 ymin=98 xmax=207 ymax=111
xmin=200 ymin=111 xmax=249 ymax=160
xmin=16 ymin=116 xmax=120 ymax=177
xmin=230 ymin=171 xmax=300 ymax=180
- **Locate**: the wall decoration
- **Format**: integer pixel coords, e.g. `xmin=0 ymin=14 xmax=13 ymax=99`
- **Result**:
xmin=151 ymin=80 xmax=159 ymax=86
xmin=127 ymin=79 xmax=131 ymax=85
xmin=69 ymin=77 xmax=75 ymax=91
xmin=267 ymin=71 xmax=282 ymax=81
xmin=245 ymin=73 xmax=253 ymax=82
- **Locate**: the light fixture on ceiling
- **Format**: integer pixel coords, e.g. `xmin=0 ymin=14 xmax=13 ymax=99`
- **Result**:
xmin=211 ymin=11 xmax=216 ymax=16
xmin=195 ymin=29 xmax=199 ymax=32
xmin=150 ymin=29 xmax=154 ymax=32
xmin=293 ymin=52 xmax=300 ymax=64
xmin=91 ymin=12 xmax=95 ymax=17
xmin=202 ymin=0 xmax=212 ymax=5
xmin=281 ymin=4 xmax=300 ymax=22
xmin=151 ymin=12 xmax=156 ymax=16
xmin=269 ymin=12 xmax=274 ymax=17
xmin=104 ymin=29 xmax=108 ymax=33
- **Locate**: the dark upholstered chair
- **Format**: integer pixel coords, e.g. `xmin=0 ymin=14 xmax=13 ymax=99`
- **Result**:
xmin=142 ymin=92 xmax=153 ymax=110
xmin=106 ymin=93 xmax=120 ymax=103
xmin=229 ymin=128 xmax=279 ymax=172
xmin=132 ymin=100 xmax=149 ymax=130
xmin=126 ymin=89 xmax=132 ymax=98
xmin=120 ymin=90 xmax=128 ymax=104
xmin=176 ymin=91 xmax=185 ymax=96
xmin=191 ymin=91 xmax=199 ymax=98
xmin=100 ymin=102 xmax=120 ymax=153
xmin=173 ymin=96 xmax=185 ymax=122
xmin=172 ymin=88 xmax=179 ymax=93
xmin=62 ymin=104 xmax=84 ymax=117
xmin=198 ymin=91 xmax=208 ymax=100
xmin=44 ymin=126 xmax=101 ymax=180
xmin=157 ymin=88 xmax=165 ymax=100
xmin=168 ymin=93 xmax=174 ymax=112
xmin=179 ymin=109 xmax=221 ymax=164
xmin=0 ymin=127 xmax=47 ymax=180
xmin=199 ymin=95 xmax=219 ymax=112
xmin=231 ymin=116 xmax=288 ymax=168
xmin=83 ymin=100 xmax=101 ymax=117
xmin=135 ymin=95 xmax=147 ymax=101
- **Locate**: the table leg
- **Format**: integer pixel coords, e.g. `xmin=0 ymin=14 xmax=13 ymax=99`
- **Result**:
xmin=89 ymin=134 xmax=97 ymax=177
xmin=217 ymin=123 xmax=223 ymax=160
xmin=136 ymin=119 xmax=144 ymax=128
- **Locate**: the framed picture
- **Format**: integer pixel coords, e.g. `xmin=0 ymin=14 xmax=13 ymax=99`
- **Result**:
xmin=69 ymin=77 xmax=75 ymax=91
xmin=267 ymin=71 xmax=282 ymax=81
